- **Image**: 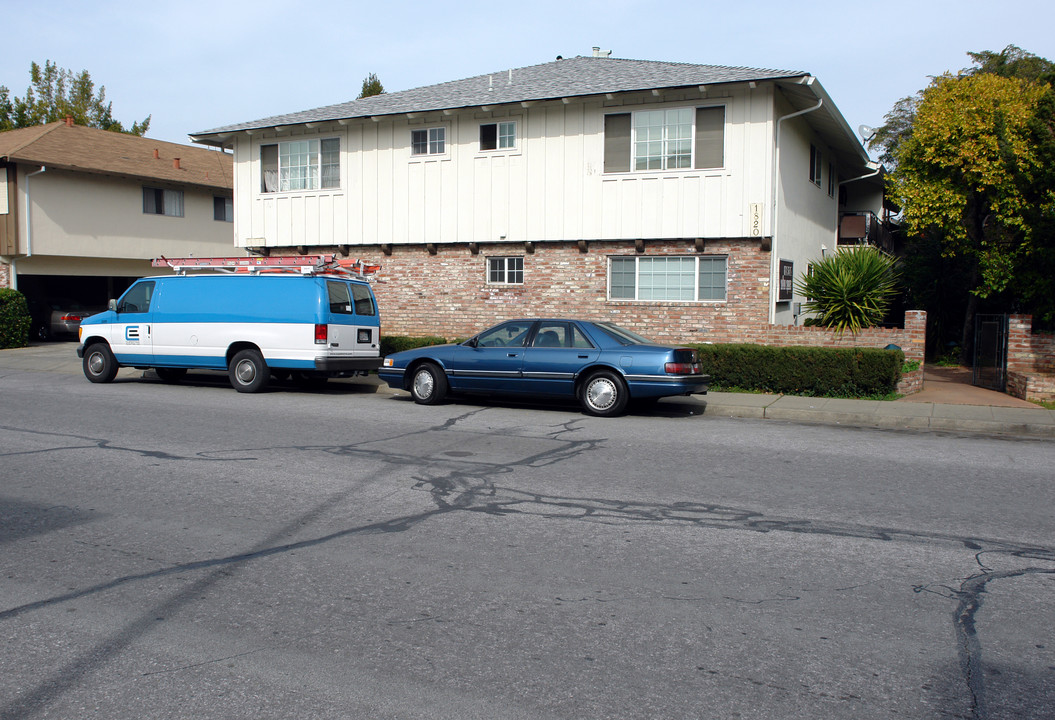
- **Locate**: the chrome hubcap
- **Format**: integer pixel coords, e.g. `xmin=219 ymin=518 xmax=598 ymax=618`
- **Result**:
xmin=88 ymin=352 xmax=104 ymax=374
xmin=236 ymin=359 xmax=257 ymax=384
xmin=413 ymin=370 xmax=434 ymax=399
xmin=587 ymin=378 xmax=616 ymax=410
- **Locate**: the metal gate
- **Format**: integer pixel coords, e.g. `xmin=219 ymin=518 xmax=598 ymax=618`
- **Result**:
xmin=973 ymin=314 xmax=1009 ymax=391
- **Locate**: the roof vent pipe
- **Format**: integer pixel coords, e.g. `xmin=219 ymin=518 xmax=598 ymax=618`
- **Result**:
xmin=173 ymin=157 xmax=181 ymax=169
xmin=592 ymin=47 xmax=612 ymax=58
xmin=153 ymin=149 xmax=160 ymax=159
xmin=65 ymin=115 xmax=74 ymax=127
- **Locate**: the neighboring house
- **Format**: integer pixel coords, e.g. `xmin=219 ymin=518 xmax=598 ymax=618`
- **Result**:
xmin=0 ymin=118 xmax=235 ymax=313
xmin=191 ymin=53 xmax=884 ymax=341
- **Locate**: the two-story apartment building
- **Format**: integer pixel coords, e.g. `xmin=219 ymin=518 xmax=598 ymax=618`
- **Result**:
xmin=0 ymin=119 xmax=234 ymax=314
xmin=191 ymin=54 xmax=882 ymax=342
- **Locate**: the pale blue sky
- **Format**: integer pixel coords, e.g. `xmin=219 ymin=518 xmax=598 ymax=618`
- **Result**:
xmin=3 ymin=0 xmax=1053 ymax=154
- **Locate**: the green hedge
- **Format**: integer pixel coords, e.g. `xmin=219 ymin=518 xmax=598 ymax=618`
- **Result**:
xmin=691 ymin=343 xmax=904 ymax=397
xmin=380 ymin=335 xmax=449 ymax=357
xmin=0 ymin=288 xmax=31 ymax=349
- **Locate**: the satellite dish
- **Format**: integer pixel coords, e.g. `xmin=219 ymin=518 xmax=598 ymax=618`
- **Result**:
xmin=858 ymin=124 xmax=878 ymax=143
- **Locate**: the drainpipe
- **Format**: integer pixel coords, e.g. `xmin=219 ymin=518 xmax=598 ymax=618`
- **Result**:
xmin=770 ymin=77 xmax=823 ymax=323
xmin=24 ymin=165 xmax=46 ymax=258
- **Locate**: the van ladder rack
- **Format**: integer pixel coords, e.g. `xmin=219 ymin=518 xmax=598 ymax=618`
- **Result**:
xmin=152 ymin=255 xmax=381 ymax=280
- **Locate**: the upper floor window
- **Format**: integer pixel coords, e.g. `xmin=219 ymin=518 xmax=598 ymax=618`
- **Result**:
xmin=827 ymin=162 xmax=836 ymax=197
xmin=480 ymin=121 xmax=517 ymax=151
xmin=411 ymin=127 xmax=446 ymax=156
xmin=488 ymin=256 xmax=524 ymax=284
xmin=809 ymin=145 xmax=822 ymax=186
xmin=214 ymin=196 xmax=233 ymax=222
xmin=260 ymin=138 xmax=340 ymax=193
xmin=604 ymin=106 xmax=725 ymax=173
xmin=609 ymin=255 xmax=727 ymax=302
xmin=143 ymin=187 xmax=183 ymax=217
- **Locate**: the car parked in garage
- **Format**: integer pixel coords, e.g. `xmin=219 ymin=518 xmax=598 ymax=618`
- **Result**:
xmin=378 ymin=318 xmax=710 ymax=417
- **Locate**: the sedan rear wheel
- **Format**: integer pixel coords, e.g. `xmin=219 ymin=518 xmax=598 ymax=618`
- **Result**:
xmin=410 ymin=362 xmax=448 ymax=405
xmin=580 ymin=370 xmax=628 ymax=417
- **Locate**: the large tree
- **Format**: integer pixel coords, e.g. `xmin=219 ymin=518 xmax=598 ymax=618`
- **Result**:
xmin=873 ymin=47 xmax=1055 ymax=359
xmin=0 ymin=60 xmax=150 ymax=135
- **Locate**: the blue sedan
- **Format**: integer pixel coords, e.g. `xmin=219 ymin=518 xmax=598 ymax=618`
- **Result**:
xmin=378 ymin=319 xmax=710 ymax=416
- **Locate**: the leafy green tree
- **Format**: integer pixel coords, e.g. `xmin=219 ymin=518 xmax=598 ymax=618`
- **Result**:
xmin=0 ymin=60 xmax=150 ymax=135
xmin=891 ymin=71 xmax=1054 ymax=352
xmin=357 ymin=73 xmax=385 ymax=99
xmin=796 ymin=247 xmax=900 ymax=335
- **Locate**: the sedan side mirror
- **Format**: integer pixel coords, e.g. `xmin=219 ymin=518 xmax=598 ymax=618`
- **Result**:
xmin=465 ymin=336 xmax=479 ymax=348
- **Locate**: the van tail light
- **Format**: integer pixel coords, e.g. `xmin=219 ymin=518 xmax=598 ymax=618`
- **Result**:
xmin=665 ymin=348 xmax=700 ymax=375
xmin=314 ymin=324 xmax=328 ymax=345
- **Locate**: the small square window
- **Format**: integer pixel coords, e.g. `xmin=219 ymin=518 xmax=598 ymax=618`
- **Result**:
xmin=214 ymin=196 xmax=233 ymax=222
xmin=143 ymin=187 xmax=183 ymax=217
xmin=488 ymin=256 xmax=524 ymax=284
xmin=481 ymin=121 xmax=517 ymax=151
xmin=412 ymin=127 xmax=446 ymax=156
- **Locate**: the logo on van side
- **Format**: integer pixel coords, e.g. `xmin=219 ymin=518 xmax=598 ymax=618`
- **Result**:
xmin=125 ymin=326 xmax=141 ymax=344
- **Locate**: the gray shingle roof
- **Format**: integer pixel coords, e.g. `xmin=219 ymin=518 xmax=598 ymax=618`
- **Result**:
xmin=194 ymin=56 xmax=806 ymax=136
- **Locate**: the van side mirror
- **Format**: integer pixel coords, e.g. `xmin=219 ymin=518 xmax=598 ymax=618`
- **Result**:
xmin=108 ymin=299 xmax=118 ymax=312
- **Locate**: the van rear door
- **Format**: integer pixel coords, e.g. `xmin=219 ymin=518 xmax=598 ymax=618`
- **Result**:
xmin=323 ymin=280 xmax=379 ymax=359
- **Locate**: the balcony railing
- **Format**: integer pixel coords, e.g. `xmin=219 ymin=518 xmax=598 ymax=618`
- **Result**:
xmin=838 ymin=212 xmax=895 ymax=253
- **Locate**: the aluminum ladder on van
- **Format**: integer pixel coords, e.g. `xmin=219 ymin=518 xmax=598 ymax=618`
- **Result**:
xmin=151 ymin=255 xmax=381 ymax=280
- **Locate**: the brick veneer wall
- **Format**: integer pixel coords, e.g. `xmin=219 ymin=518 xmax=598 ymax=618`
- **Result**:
xmin=1007 ymin=314 xmax=1055 ymax=402
xmin=0 ymin=262 xmax=11 ymax=289
xmin=369 ymin=239 xmax=773 ymax=342
xmin=279 ymin=242 xmax=927 ymax=395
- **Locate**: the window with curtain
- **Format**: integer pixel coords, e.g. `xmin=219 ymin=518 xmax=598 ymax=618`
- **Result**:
xmin=142 ymin=187 xmax=184 ymax=217
xmin=604 ymin=106 xmax=725 ymax=173
xmin=260 ymin=138 xmax=340 ymax=193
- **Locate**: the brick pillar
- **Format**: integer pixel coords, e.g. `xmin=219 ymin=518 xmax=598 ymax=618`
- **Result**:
xmin=1007 ymin=314 xmax=1034 ymax=373
xmin=902 ymin=310 xmax=926 ymax=364
xmin=0 ymin=261 xmax=11 ymax=289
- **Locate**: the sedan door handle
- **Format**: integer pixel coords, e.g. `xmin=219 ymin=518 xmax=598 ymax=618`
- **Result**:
xmin=507 ymin=353 xmax=520 ymax=358
xmin=578 ymin=354 xmax=589 ymax=358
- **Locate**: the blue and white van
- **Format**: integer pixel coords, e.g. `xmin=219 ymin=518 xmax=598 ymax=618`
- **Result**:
xmin=77 ymin=258 xmax=382 ymax=392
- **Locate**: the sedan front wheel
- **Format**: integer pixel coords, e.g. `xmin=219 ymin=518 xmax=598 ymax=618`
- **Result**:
xmin=410 ymin=362 xmax=448 ymax=405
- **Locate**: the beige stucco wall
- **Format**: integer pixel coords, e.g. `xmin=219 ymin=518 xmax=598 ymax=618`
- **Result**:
xmin=15 ymin=166 xmax=235 ymax=273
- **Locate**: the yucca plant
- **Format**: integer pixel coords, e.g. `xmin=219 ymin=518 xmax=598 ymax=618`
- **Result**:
xmin=795 ymin=246 xmax=900 ymax=335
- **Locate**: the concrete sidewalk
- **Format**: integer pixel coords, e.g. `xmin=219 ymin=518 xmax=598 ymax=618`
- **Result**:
xmin=3 ymin=342 xmax=1053 ymax=439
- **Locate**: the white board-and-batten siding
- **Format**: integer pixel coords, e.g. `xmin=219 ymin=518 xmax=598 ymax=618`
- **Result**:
xmin=234 ymin=85 xmax=776 ymax=249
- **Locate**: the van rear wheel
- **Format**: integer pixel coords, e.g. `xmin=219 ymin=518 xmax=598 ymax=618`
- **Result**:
xmin=229 ymin=349 xmax=270 ymax=393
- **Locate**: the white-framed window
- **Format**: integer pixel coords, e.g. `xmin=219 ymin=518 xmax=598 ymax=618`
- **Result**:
xmin=142 ymin=187 xmax=184 ymax=217
xmin=260 ymin=138 xmax=340 ymax=193
xmin=609 ymin=255 xmax=727 ymax=301
xmin=604 ymin=106 xmax=725 ymax=173
xmin=827 ymin=161 xmax=836 ymax=197
xmin=213 ymin=196 xmax=233 ymax=222
xmin=411 ymin=127 xmax=446 ymax=156
xmin=480 ymin=121 xmax=517 ymax=151
xmin=488 ymin=256 xmax=524 ymax=284
xmin=809 ymin=145 xmax=823 ymax=186
xmin=634 ymin=108 xmax=693 ymax=170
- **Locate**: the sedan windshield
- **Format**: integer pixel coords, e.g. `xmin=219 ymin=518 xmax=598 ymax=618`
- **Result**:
xmin=592 ymin=322 xmax=655 ymax=346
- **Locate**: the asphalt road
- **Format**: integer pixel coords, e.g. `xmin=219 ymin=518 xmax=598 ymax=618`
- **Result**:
xmin=1 ymin=367 xmax=1053 ymax=719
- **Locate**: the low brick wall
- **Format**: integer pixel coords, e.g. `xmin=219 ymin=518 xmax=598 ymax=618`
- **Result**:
xmin=1007 ymin=315 xmax=1055 ymax=402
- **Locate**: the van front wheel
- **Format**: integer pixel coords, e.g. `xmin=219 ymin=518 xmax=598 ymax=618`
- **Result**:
xmin=83 ymin=343 xmax=118 ymax=384
xmin=229 ymin=349 xmax=270 ymax=393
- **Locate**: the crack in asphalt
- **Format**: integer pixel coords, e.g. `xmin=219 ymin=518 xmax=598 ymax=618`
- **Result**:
xmin=2 ymin=409 xmax=1052 ymax=719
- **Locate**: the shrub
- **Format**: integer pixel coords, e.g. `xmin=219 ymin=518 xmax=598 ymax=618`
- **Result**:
xmin=0 ymin=288 xmax=31 ymax=349
xmin=380 ymin=335 xmax=448 ymax=357
xmin=692 ymin=343 xmax=903 ymax=397
xmin=795 ymin=246 xmax=899 ymax=335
